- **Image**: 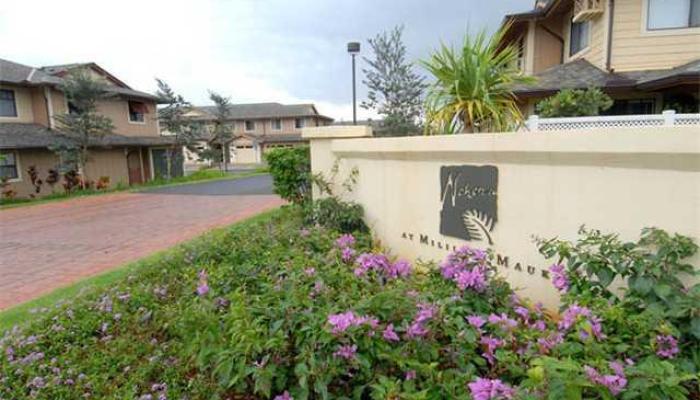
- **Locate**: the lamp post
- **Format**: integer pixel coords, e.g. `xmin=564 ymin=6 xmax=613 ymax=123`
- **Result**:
xmin=347 ymin=41 xmax=360 ymax=125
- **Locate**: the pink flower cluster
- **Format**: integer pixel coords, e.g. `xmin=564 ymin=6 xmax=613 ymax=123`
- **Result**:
xmin=406 ymin=303 xmax=437 ymax=339
xmin=558 ymin=303 xmax=605 ymax=341
xmin=333 ymin=344 xmax=357 ymax=360
xmin=584 ymin=361 xmax=628 ymax=395
xmin=196 ymin=270 xmax=209 ymax=297
xmin=354 ymin=253 xmax=411 ymax=280
xmin=327 ymin=311 xmax=379 ymax=334
xmin=468 ymin=377 xmax=515 ymax=400
xmin=655 ymin=334 xmax=679 ymax=359
xmin=440 ymin=246 xmax=489 ymax=292
xmin=549 ymin=263 xmax=570 ymax=293
xmin=335 ymin=234 xmax=356 ymax=263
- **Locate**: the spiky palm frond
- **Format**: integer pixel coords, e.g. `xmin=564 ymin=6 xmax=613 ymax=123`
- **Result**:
xmin=421 ymin=25 xmax=535 ymax=134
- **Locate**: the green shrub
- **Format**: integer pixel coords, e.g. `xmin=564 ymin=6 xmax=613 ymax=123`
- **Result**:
xmin=304 ymin=196 xmax=367 ymax=233
xmin=265 ymin=147 xmax=311 ymax=204
xmin=1 ymin=211 xmax=697 ymax=399
xmin=536 ymin=87 xmax=613 ymax=117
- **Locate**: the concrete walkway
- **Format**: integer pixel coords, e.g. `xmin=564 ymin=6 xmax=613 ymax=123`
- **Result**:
xmin=0 ymin=175 xmax=283 ymax=310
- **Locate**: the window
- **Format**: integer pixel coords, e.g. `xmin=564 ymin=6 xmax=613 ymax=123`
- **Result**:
xmin=68 ymin=101 xmax=81 ymax=115
xmin=245 ymin=120 xmax=255 ymax=131
xmin=128 ymin=101 xmax=146 ymax=123
xmin=602 ymin=99 xmax=656 ymax=115
xmin=271 ymin=118 xmax=282 ymax=130
xmin=516 ymin=36 xmax=525 ymax=70
xmin=0 ymin=89 xmax=17 ymax=117
xmin=647 ymin=0 xmax=700 ymax=30
xmin=295 ymin=118 xmax=305 ymax=129
xmin=569 ymin=19 xmax=590 ymax=56
xmin=0 ymin=152 xmax=19 ymax=180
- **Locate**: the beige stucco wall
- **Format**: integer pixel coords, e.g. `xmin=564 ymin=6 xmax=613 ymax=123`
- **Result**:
xmin=304 ymin=126 xmax=700 ymax=307
xmin=3 ymin=148 xmax=130 ymax=198
xmin=611 ymin=0 xmax=700 ymax=71
xmin=96 ymin=99 xmax=159 ymax=137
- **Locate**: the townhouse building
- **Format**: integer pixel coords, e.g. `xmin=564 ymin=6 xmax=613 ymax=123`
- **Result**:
xmin=500 ymin=0 xmax=700 ymax=116
xmin=0 ymin=58 xmax=179 ymax=198
xmin=180 ymin=102 xmax=332 ymax=168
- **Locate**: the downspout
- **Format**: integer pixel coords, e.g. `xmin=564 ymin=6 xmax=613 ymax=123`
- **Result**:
xmin=540 ymin=24 xmax=565 ymax=64
xmin=43 ymin=86 xmax=55 ymax=129
xmin=605 ymin=0 xmax=615 ymax=71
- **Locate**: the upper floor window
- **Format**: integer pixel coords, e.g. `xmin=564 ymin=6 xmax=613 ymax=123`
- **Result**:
xmin=271 ymin=118 xmax=282 ymax=130
xmin=569 ymin=19 xmax=590 ymax=56
xmin=295 ymin=118 xmax=305 ymax=129
xmin=647 ymin=0 xmax=700 ymax=30
xmin=245 ymin=120 xmax=255 ymax=131
xmin=128 ymin=101 xmax=146 ymax=123
xmin=0 ymin=151 xmax=19 ymax=180
xmin=0 ymin=89 xmax=18 ymax=117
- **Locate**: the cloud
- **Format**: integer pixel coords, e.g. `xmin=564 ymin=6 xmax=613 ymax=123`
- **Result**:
xmin=0 ymin=0 xmax=529 ymax=121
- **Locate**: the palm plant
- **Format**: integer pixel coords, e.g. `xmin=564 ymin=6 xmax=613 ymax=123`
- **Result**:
xmin=421 ymin=26 xmax=534 ymax=134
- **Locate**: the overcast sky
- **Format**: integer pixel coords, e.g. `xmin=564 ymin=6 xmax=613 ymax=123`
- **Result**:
xmin=0 ymin=0 xmax=530 ymax=121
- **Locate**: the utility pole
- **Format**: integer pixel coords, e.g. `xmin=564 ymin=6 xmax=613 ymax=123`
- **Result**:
xmin=347 ymin=42 xmax=360 ymax=125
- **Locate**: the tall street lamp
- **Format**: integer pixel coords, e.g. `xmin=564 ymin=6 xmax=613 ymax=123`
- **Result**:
xmin=347 ymin=42 xmax=360 ymax=125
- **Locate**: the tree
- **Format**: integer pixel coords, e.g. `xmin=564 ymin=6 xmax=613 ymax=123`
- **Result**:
xmin=420 ymin=25 xmax=534 ymax=134
xmin=361 ymin=26 xmax=426 ymax=136
xmin=156 ymin=79 xmax=198 ymax=179
xmin=54 ymin=71 xmax=114 ymax=188
xmin=535 ymin=87 xmax=613 ymax=117
xmin=208 ymin=91 xmax=234 ymax=172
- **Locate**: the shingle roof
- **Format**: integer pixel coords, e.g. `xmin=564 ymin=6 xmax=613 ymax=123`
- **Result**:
xmin=189 ymin=103 xmax=333 ymax=121
xmin=0 ymin=123 xmax=175 ymax=149
xmin=511 ymin=59 xmax=700 ymax=96
xmin=0 ymin=58 xmax=159 ymax=101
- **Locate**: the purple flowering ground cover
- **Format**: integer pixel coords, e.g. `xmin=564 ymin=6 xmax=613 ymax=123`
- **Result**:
xmin=1 ymin=207 xmax=698 ymax=399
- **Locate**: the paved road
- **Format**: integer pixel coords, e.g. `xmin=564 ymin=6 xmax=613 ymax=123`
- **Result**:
xmin=0 ymin=175 xmax=283 ymax=310
xmin=144 ymin=174 xmax=274 ymax=196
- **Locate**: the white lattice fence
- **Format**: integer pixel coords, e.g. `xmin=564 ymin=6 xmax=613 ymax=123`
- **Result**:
xmin=525 ymin=110 xmax=700 ymax=132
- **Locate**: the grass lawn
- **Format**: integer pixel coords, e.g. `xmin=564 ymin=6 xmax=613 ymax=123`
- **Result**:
xmin=0 ymin=167 xmax=268 ymax=210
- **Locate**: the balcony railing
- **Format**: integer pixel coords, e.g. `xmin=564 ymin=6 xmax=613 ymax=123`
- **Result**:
xmin=573 ymin=0 xmax=604 ymax=22
xmin=523 ymin=110 xmax=700 ymax=132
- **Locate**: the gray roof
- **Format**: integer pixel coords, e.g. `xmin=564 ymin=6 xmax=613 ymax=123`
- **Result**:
xmin=0 ymin=58 xmax=160 ymax=101
xmin=0 ymin=123 xmax=175 ymax=149
xmin=190 ymin=103 xmax=333 ymax=121
xmin=512 ymin=59 xmax=700 ymax=96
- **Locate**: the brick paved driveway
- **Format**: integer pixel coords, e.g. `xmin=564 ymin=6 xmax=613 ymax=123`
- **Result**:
xmin=0 ymin=175 xmax=284 ymax=310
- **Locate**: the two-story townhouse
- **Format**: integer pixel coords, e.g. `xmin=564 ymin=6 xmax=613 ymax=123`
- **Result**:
xmin=501 ymin=0 xmax=700 ymax=116
xmin=0 ymin=58 xmax=180 ymax=198
xmin=178 ymin=102 xmax=333 ymax=168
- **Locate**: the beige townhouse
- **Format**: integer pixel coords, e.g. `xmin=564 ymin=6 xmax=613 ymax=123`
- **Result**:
xmin=501 ymin=0 xmax=700 ymax=116
xmin=0 ymin=58 xmax=179 ymax=198
xmin=179 ymin=102 xmax=332 ymax=168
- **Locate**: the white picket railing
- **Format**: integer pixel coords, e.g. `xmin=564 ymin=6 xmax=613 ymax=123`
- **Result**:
xmin=524 ymin=110 xmax=700 ymax=132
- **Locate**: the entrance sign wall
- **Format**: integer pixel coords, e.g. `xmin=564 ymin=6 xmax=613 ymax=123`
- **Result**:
xmin=303 ymin=126 xmax=700 ymax=307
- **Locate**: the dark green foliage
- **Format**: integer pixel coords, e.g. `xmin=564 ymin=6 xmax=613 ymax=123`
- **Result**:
xmin=537 ymin=226 xmax=700 ymax=343
xmin=0 ymin=210 xmax=697 ymax=399
xmin=361 ymin=26 xmax=426 ymax=136
xmin=156 ymin=79 xmax=198 ymax=179
xmin=54 ymin=71 xmax=115 ymax=187
xmin=536 ymin=87 xmax=613 ymax=117
xmin=265 ymin=146 xmax=311 ymax=204
xmin=303 ymin=196 xmax=367 ymax=233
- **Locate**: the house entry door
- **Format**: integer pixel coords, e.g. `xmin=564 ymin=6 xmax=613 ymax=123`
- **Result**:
xmin=127 ymin=150 xmax=143 ymax=185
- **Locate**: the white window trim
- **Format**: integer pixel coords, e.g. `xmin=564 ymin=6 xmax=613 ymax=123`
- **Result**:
xmin=127 ymin=101 xmax=147 ymax=125
xmin=641 ymin=0 xmax=700 ymax=36
xmin=270 ymin=118 xmax=282 ymax=131
xmin=566 ymin=17 xmax=592 ymax=60
xmin=0 ymin=150 xmax=22 ymax=183
xmin=244 ymin=120 xmax=256 ymax=132
xmin=0 ymin=88 xmax=20 ymax=120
